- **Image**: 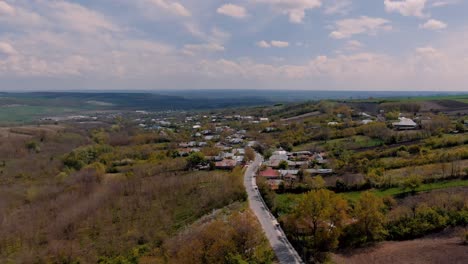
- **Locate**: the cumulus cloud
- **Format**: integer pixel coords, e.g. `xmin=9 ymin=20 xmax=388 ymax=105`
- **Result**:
xmin=256 ymin=40 xmax=289 ymax=48
xmin=431 ymin=0 xmax=460 ymax=7
xmin=256 ymin=41 xmax=271 ymax=48
xmin=0 ymin=42 xmax=17 ymax=56
xmin=271 ymin=41 xmax=289 ymax=47
xmin=420 ymin=19 xmax=447 ymax=30
xmin=217 ymin=4 xmax=248 ymax=19
xmin=330 ymin=16 xmax=391 ymax=39
xmin=384 ymin=0 xmax=427 ymax=18
xmin=324 ymin=0 xmax=352 ymax=15
xmin=47 ymin=1 xmax=119 ymax=34
xmin=182 ymin=43 xmax=225 ymax=56
xmin=0 ymin=0 xmax=467 ymax=91
xmin=147 ymin=0 xmax=191 ymax=17
xmin=345 ymin=40 xmax=364 ymax=50
xmin=0 ymin=1 xmax=15 ymax=16
xmin=253 ymin=0 xmax=322 ymax=23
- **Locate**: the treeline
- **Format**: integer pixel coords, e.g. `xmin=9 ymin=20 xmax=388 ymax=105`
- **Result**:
xmin=277 ymin=189 xmax=468 ymax=263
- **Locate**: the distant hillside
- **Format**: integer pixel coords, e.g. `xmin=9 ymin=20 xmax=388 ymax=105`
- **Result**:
xmin=0 ymin=92 xmax=273 ymax=111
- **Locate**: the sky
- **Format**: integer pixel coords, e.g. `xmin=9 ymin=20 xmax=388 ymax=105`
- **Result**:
xmin=0 ymin=0 xmax=467 ymax=91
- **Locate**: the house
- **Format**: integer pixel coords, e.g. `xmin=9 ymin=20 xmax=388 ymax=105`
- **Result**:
xmin=392 ymin=117 xmax=418 ymax=130
xmin=204 ymin=135 xmax=214 ymax=141
xmin=306 ymin=168 xmax=333 ymax=175
xmin=278 ymin=170 xmax=299 ymax=177
xmin=258 ymin=167 xmax=280 ymax=180
xmin=361 ymin=119 xmax=373 ymax=125
xmin=328 ymin=121 xmax=339 ymax=126
xmin=215 ymin=159 xmax=237 ymax=170
xmin=267 ymin=180 xmax=284 ymax=190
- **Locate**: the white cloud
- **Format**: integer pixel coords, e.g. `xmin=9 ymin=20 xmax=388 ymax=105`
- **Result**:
xmin=420 ymin=19 xmax=447 ymax=30
xmin=256 ymin=40 xmax=271 ymax=48
xmin=256 ymin=40 xmax=289 ymax=48
xmin=147 ymin=0 xmax=191 ymax=17
xmin=324 ymin=0 xmax=352 ymax=15
xmin=271 ymin=40 xmax=289 ymax=48
xmin=384 ymin=0 xmax=427 ymax=18
xmin=253 ymin=0 xmax=322 ymax=23
xmin=330 ymin=16 xmax=391 ymax=39
xmin=415 ymin=46 xmax=440 ymax=56
xmin=47 ymin=1 xmax=119 ymax=34
xmin=217 ymin=4 xmax=248 ymax=19
xmin=0 ymin=42 xmax=17 ymax=56
xmin=345 ymin=40 xmax=364 ymax=50
xmin=0 ymin=1 xmax=44 ymax=28
xmin=431 ymin=0 xmax=460 ymax=7
xmin=182 ymin=43 xmax=225 ymax=56
xmin=0 ymin=1 xmax=15 ymax=16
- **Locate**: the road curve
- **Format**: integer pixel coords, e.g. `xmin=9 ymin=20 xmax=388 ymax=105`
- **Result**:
xmin=244 ymin=153 xmax=304 ymax=264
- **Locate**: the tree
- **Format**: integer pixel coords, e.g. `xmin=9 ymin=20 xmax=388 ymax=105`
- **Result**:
xmin=353 ymin=192 xmax=387 ymax=243
xmin=25 ymin=140 xmax=40 ymax=153
xmin=307 ymin=176 xmax=326 ymax=190
xmin=401 ymin=174 xmax=422 ymax=194
xmin=278 ymin=160 xmax=288 ymax=170
xmin=289 ymin=189 xmax=348 ymax=261
xmin=186 ymin=152 xmax=206 ymax=169
xmin=244 ymin=147 xmax=255 ymax=162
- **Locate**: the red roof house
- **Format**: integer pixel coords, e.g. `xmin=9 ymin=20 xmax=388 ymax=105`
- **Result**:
xmin=259 ymin=167 xmax=280 ymax=179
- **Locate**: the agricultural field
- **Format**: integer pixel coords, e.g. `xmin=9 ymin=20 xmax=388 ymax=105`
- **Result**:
xmin=332 ymin=228 xmax=468 ymax=264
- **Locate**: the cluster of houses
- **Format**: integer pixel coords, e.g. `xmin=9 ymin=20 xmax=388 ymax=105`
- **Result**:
xmin=258 ymin=149 xmax=333 ymax=190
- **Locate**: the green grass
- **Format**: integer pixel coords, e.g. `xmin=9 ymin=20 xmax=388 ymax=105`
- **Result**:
xmin=293 ymin=136 xmax=383 ymax=152
xmin=275 ymin=180 xmax=468 ymax=212
xmin=0 ymin=105 xmax=78 ymax=123
xmin=341 ymin=179 xmax=468 ymax=202
xmin=347 ymin=94 xmax=468 ymax=103
xmin=325 ymin=135 xmax=383 ymax=149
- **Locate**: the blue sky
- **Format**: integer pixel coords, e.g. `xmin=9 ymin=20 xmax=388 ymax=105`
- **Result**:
xmin=0 ymin=0 xmax=467 ymax=91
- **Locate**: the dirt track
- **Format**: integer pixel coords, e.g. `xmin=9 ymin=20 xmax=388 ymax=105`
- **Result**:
xmin=332 ymin=229 xmax=468 ymax=264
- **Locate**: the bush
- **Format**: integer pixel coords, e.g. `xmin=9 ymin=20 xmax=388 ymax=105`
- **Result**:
xmin=387 ymin=206 xmax=448 ymax=240
xmin=63 ymin=145 xmax=113 ymax=170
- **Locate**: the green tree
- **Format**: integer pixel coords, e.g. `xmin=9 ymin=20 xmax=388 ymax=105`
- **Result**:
xmin=278 ymin=160 xmax=288 ymax=170
xmin=307 ymin=176 xmax=326 ymax=190
xmin=354 ymin=192 xmax=387 ymax=243
xmin=25 ymin=140 xmax=40 ymax=153
xmin=290 ymin=189 xmax=348 ymax=261
xmin=186 ymin=152 xmax=206 ymax=169
xmin=400 ymin=174 xmax=423 ymax=194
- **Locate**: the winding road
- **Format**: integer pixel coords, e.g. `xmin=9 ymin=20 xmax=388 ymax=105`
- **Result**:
xmin=244 ymin=153 xmax=304 ymax=264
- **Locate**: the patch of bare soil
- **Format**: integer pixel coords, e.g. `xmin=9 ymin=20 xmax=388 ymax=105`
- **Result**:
xmin=332 ymin=228 xmax=468 ymax=264
xmin=281 ymin=111 xmax=322 ymax=122
xmin=433 ymin=100 xmax=468 ymax=109
xmin=420 ymin=101 xmax=447 ymax=112
xmin=0 ymin=125 xmax=64 ymax=138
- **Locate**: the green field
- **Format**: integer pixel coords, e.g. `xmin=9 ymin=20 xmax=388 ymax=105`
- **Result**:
xmin=293 ymin=135 xmax=383 ymax=152
xmin=0 ymin=105 xmax=78 ymax=123
xmin=275 ymin=180 xmax=468 ymax=213
xmin=347 ymin=94 xmax=468 ymax=103
xmin=325 ymin=135 xmax=383 ymax=149
xmin=341 ymin=179 xmax=468 ymax=202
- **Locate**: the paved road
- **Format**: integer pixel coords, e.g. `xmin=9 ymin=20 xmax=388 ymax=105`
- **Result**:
xmin=244 ymin=154 xmax=304 ymax=264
